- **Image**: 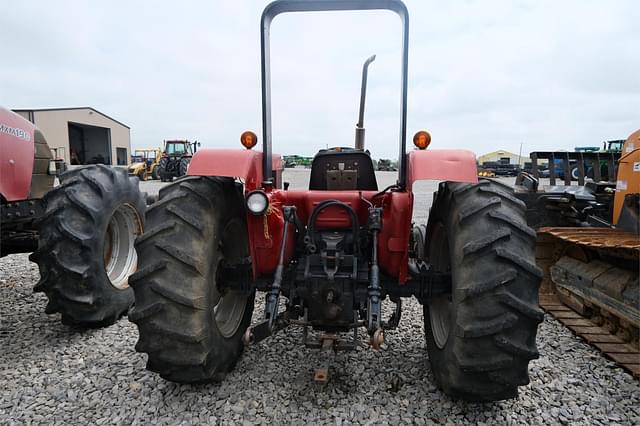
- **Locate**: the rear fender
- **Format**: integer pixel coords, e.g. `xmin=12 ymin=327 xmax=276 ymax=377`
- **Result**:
xmin=406 ymin=149 xmax=477 ymax=190
xmin=0 ymin=107 xmax=36 ymax=202
xmin=187 ymin=149 xmax=283 ymax=190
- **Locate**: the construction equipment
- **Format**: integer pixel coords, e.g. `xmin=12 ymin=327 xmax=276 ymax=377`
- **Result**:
xmin=1 ymin=107 xmax=146 ymax=327
xmin=130 ymin=0 xmax=542 ymax=401
xmin=515 ymin=146 xmax=623 ymax=228
xmin=376 ymin=159 xmax=397 ymax=171
xmin=283 ymin=155 xmax=313 ymax=168
xmin=516 ymin=130 xmax=640 ymax=377
xmin=565 ymin=141 xmax=625 ymax=180
xmin=157 ymin=140 xmax=200 ymax=182
xmin=603 ymin=139 xmax=625 ymax=153
xmin=477 ymin=164 xmax=496 ymax=177
xmin=480 ymin=161 xmax=520 ymax=177
xmin=128 ymin=148 xmax=162 ymax=180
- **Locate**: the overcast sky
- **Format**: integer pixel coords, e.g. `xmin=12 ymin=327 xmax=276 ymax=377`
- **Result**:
xmin=2 ymin=0 xmax=638 ymax=159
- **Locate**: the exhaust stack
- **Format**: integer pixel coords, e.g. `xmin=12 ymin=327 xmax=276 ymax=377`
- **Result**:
xmin=355 ymin=54 xmax=376 ymax=151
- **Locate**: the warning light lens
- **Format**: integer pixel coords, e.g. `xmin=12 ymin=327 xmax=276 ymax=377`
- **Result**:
xmin=240 ymin=131 xmax=258 ymax=149
xmin=413 ymin=130 xmax=431 ymax=150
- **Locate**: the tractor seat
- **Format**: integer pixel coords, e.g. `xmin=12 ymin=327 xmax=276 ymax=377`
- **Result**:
xmin=309 ymin=147 xmax=378 ymax=191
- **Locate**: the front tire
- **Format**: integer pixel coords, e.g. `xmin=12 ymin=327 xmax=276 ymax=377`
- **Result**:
xmin=129 ymin=176 xmax=254 ymax=383
xmin=423 ymin=178 xmax=543 ymax=401
xmin=30 ymin=165 xmax=145 ymax=327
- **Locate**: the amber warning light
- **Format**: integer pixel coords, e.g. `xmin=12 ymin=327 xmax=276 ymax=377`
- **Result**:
xmin=240 ymin=131 xmax=258 ymax=149
xmin=413 ymin=130 xmax=431 ymax=150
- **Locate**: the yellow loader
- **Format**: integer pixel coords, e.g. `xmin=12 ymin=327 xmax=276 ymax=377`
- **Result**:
xmin=128 ymin=148 xmax=162 ymax=180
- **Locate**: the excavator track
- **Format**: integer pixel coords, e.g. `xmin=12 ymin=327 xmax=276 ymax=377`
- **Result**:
xmin=537 ymin=228 xmax=640 ymax=378
xmin=540 ymin=294 xmax=639 ymax=378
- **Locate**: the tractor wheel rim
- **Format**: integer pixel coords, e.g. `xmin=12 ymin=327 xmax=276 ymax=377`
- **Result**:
xmin=103 ymin=203 xmax=142 ymax=290
xmin=214 ymin=289 xmax=247 ymax=338
xmin=429 ymin=297 xmax=451 ymax=349
xmin=428 ymin=222 xmax=452 ymax=349
xmin=213 ymin=218 xmax=249 ymax=338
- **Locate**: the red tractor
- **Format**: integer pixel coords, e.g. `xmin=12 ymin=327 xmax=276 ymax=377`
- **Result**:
xmin=157 ymin=140 xmax=200 ymax=182
xmin=1 ymin=107 xmax=145 ymax=326
xmin=130 ymin=0 xmax=542 ymax=401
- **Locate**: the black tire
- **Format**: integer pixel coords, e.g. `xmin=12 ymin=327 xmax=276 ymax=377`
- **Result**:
xmin=179 ymin=157 xmax=190 ymax=177
xmin=129 ymin=176 xmax=255 ymax=383
xmin=158 ymin=157 xmax=169 ymax=182
xmin=422 ymin=178 xmax=543 ymax=401
xmin=30 ymin=165 xmax=145 ymax=327
xmin=151 ymin=166 xmax=159 ymax=180
xmin=138 ymin=170 xmax=145 ymax=181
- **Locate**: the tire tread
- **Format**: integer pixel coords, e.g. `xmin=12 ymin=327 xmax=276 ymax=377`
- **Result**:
xmin=424 ymin=179 xmax=542 ymax=401
xmin=31 ymin=165 xmax=144 ymax=327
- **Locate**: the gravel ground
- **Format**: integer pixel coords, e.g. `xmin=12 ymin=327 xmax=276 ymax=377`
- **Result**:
xmin=1 ymin=171 xmax=639 ymax=425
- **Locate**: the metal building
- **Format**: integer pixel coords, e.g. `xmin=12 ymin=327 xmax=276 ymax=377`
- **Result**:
xmin=12 ymin=107 xmax=131 ymax=167
xmin=477 ymin=150 xmax=525 ymax=166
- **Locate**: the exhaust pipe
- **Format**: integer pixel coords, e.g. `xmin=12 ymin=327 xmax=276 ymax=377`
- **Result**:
xmin=355 ymin=54 xmax=376 ymax=150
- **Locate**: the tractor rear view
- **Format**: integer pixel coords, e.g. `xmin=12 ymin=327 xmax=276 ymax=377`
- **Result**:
xmin=157 ymin=140 xmax=199 ymax=182
xmin=130 ymin=0 xmax=542 ymax=401
xmin=1 ymin=107 xmax=145 ymax=327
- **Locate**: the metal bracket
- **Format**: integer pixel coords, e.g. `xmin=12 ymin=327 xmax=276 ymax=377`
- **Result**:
xmin=1 ymin=199 xmax=44 ymax=225
xmin=313 ymin=333 xmax=338 ymax=384
xmin=382 ymin=299 xmax=402 ymax=330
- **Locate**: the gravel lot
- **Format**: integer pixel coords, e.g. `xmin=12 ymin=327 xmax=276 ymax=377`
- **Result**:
xmin=1 ymin=170 xmax=639 ymax=425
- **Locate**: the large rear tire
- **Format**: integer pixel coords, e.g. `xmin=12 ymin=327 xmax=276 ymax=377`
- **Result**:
xmin=423 ymin=178 xmax=543 ymax=401
xmin=30 ymin=165 xmax=145 ymax=327
xmin=158 ymin=157 xmax=169 ymax=182
xmin=129 ymin=176 xmax=254 ymax=383
xmin=179 ymin=158 xmax=190 ymax=177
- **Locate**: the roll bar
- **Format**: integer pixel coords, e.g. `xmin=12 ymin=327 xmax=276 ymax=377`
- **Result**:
xmin=260 ymin=0 xmax=410 ymax=186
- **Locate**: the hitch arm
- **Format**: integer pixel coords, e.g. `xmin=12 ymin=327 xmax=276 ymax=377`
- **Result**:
xmin=264 ymin=206 xmax=295 ymax=328
xmin=244 ymin=206 xmax=296 ymax=346
xmin=367 ymin=207 xmax=383 ymax=335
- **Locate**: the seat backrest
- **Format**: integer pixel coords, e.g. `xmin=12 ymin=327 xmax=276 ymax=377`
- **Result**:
xmin=309 ymin=148 xmax=378 ymax=191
